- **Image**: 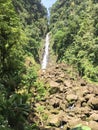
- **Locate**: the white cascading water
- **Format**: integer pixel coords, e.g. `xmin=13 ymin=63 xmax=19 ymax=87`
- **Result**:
xmin=41 ymin=33 xmax=50 ymax=70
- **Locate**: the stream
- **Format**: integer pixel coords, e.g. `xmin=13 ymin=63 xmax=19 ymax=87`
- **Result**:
xmin=41 ymin=33 xmax=50 ymax=70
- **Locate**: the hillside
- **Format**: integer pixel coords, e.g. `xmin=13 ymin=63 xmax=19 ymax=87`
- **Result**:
xmin=0 ymin=0 xmax=98 ymax=130
xmin=0 ymin=0 xmax=48 ymax=130
xmin=50 ymin=0 xmax=98 ymax=82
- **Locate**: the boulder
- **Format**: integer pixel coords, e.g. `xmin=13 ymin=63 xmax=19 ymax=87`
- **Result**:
xmin=80 ymin=79 xmax=87 ymax=86
xmin=66 ymin=94 xmax=78 ymax=102
xmin=89 ymin=113 xmax=98 ymax=122
xmin=49 ymin=87 xmax=60 ymax=94
xmin=89 ymin=121 xmax=98 ymax=130
xmin=88 ymin=97 xmax=98 ymax=110
xmin=59 ymin=73 xmax=65 ymax=78
xmin=60 ymin=103 xmax=68 ymax=111
xmin=82 ymin=88 xmax=90 ymax=97
xmin=48 ymin=110 xmax=68 ymax=127
xmin=48 ymin=114 xmax=60 ymax=127
xmin=49 ymin=97 xmax=60 ymax=108
xmin=49 ymin=81 xmax=60 ymax=94
xmin=68 ymin=118 xmax=82 ymax=128
xmin=49 ymin=81 xmax=59 ymax=87
xmin=64 ymin=80 xmax=72 ymax=87
xmin=73 ymin=107 xmax=90 ymax=115
xmin=56 ymin=78 xmax=63 ymax=83
xmin=59 ymin=85 xmax=64 ymax=92
xmin=88 ymin=86 xmax=98 ymax=95
xmin=85 ymin=94 xmax=95 ymax=101
xmin=94 ymin=87 xmax=98 ymax=95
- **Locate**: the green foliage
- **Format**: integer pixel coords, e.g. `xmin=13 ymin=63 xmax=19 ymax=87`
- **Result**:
xmin=34 ymin=81 xmax=46 ymax=101
xmin=0 ymin=2 xmax=18 ymax=63
xmin=0 ymin=126 xmax=13 ymax=130
xmin=0 ymin=0 xmax=48 ymax=129
xmin=50 ymin=0 xmax=98 ymax=82
xmin=36 ymin=105 xmax=48 ymax=124
xmin=53 ymin=30 xmax=65 ymax=54
xmin=71 ymin=124 xmax=91 ymax=130
xmin=0 ymin=93 xmax=30 ymax=130
xmin=12 ymin=0 xmax=48 ymax=62
xmin=0 ymin=0 xmax=25 ymax=94
xmin=24 ymin=123 xmax=39 ymax=130
xmin=22 ymin=66 xmax=38 ymax=93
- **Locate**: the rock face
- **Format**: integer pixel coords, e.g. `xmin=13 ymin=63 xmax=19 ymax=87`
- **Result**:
xmin=33 ymin=63 xmax=98 ymax=130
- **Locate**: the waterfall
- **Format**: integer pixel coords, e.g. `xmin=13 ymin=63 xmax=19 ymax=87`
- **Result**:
xmin=41 ymin=33 xmax=50 ymax=70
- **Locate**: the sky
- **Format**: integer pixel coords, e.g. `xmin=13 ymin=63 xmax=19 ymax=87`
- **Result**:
xmin=41 ymin=0 xmax=57 ymax=9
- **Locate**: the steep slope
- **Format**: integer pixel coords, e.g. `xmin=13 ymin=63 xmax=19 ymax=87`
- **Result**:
xmin=0 ymin=0 xmax=48 ymax=130
xmin=50 ymin=0 xmax=98 ymax=82
xmin=13 ymin=0 xmax=48 ymax=62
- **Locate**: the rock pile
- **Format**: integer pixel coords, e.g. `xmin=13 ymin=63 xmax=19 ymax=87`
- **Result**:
xmin=33 ymin=63 xmax=98 ymax=130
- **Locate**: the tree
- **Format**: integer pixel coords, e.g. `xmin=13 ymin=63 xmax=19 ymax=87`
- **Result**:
xmin=50 ymin=0 xmax=98 ymax=82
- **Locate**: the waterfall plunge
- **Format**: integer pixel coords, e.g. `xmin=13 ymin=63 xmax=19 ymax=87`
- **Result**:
xmin=41 ymin=33 xmax=50 ymax=70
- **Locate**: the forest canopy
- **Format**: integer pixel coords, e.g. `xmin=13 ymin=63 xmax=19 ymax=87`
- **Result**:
xmin=0 ymin=0 xmax=48 ymax=129
xmin=0 ymin=0 xmax=98 ymax=129
xmin=50 ymin=0 xmax=98 ymax=82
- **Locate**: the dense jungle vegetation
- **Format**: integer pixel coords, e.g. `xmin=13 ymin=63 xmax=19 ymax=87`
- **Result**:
xmin=0 ymin=0 xmax=48 ymax=129
xmin=50 ymin=0 xmax=98 ymax=82
xmin=0 ymin=0 xmax=98 ymax=130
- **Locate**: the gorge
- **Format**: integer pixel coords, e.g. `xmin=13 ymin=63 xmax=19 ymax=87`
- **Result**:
xmin=0 ymin=0 xmax=98 ymax=130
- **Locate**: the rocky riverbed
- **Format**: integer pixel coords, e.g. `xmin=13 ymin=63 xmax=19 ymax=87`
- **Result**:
xmin=30 ymin=63 xmax=98 ymax=130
